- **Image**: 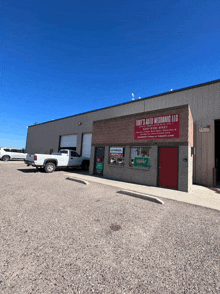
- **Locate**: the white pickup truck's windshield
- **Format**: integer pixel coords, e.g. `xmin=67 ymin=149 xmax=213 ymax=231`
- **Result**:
xmin=60 ymin=151 xmax=68 ymax=154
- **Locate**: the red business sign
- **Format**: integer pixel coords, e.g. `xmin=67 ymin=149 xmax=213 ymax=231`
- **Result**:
xmin=110 ymin=153 xmax=123 ymax=157
xmin=135 ymin=114 xmax=180 ymax=140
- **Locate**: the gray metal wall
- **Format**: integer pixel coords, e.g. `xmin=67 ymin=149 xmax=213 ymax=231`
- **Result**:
xmin=26 ymin=100 xmax=146 ymax=154
xmin=142 ymin=81 xmax=220 ymax=187
xmin=26 ymin=80 xmax=220 ymax=187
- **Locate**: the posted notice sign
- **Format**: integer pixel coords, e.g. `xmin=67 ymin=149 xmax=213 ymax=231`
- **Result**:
xmin=110 ymin=147 xmax=123 ymax=157
xmin=135 ymin=114 xmax=180 ymax=140
xmin=96 ymin=162 xmax=103 ymax=170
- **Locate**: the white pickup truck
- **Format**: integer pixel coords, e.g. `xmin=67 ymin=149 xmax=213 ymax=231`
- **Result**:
xmin=24 ymin=149 xmax=90 ymax=173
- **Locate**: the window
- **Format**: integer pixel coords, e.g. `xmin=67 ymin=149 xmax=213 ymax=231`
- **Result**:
xmin=109 ymin=147 xmax=125 ymax=166
xmin=60 ymin=150 xmax=68 ymax=154
xmin=71 ymin=151 xmax=79 ymax=157
xmin=130 ymin=147 xmax=150 ymax=169
xmin=11 ymin=149 xmax=18 ymax=152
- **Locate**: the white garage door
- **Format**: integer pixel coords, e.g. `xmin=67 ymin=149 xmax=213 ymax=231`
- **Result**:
xmin=60 ymin=135 xmax=77 ymax=148
xmin=82 ymin=133 xmax=92 ymax=158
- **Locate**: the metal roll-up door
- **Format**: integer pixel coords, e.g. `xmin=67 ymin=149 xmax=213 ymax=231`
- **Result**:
xmin=60 ymin=135 xmax=77 ymax=150
xmin=82 ymin=133 xmax=92 ymax=158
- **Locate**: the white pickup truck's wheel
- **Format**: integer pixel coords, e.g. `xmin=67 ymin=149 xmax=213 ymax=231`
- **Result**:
xmin=44 ymin=162 xmax=56 ymax=173
xmin=81 ymin=160 xmax=89 ymax=170
xmin=2 ymin=155 xmax=10 ymax=162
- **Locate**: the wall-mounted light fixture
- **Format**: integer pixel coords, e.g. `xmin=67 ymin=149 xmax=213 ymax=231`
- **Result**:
xmin=78 ymin=122 xmax=82 ymax=126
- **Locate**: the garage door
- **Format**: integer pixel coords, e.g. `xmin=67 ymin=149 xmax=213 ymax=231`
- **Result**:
xmin=60 ymin=135 xmax=77 ymax=149
xmin=82 ymin=133 xmax=92 ymax=158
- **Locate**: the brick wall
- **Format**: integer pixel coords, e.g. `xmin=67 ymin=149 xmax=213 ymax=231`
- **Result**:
xmin=178 ymin=144 xmax=193 ymax=192
xmin=92 ymin=105 xmax=190 ymax=146
xmin=103 ymin=146 xmax=158 ymax=186
xmin=188 ymin=107 xmax=194 ymax=147
xmin=91 ymin=104 xmax=194 ymax=192
xmin=89 ymin=146 xmax=95 ymax=175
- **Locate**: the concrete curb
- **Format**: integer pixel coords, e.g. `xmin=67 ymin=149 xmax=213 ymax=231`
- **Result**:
xmin=63 ymin=173 xmax=220 ymax=211
xmin=117 ymin=190 xmax=164 ymax=205
xmin=66 ymin=177 xmax=89 ymax=185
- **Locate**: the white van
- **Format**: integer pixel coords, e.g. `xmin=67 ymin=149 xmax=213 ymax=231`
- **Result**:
xmin=0 ymin=147 xmax=27 ymax=161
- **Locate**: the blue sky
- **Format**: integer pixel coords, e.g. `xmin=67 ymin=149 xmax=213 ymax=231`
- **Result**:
xmin=1 ymin=0 xmax=220 ymax=148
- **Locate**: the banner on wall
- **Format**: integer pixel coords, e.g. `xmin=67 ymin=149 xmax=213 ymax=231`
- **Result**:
xmin=135 ymin=114 xmax=180 ymax=140
xmin=134 ymin=157 xmax=149 ymax=168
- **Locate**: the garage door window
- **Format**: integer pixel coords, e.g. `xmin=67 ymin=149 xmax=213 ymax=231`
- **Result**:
xmin=60 ymin=135 xmax=77 ymax=149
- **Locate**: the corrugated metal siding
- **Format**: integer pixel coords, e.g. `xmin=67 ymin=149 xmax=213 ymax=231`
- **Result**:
xmin=143 ymin=84 xmax=220 ymax=124
xmin=141 ymin=83 xmax=219 ymax=187
xmin=26 ymin=81 xmax=220 ymax=186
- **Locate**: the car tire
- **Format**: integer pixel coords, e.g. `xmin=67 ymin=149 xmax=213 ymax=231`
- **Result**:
xmin=44 ymin=162 xmax=56 ymax=173
xmin=82 ymin=160 xmax=89 ymax=170
xmin=2 ymin=155 xmax=10 ymax=162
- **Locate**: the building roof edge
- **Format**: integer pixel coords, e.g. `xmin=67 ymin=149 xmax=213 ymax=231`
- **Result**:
xmin=28 ymin=79 xmax=220 ymax=128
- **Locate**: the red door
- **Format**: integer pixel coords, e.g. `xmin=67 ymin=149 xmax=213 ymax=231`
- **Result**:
xmin=159 ymin=147 xmax=178 ymax=189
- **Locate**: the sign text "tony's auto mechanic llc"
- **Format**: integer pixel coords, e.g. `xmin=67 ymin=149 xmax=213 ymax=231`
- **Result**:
xmin=135 ymin=114 xmax=180 ymax=140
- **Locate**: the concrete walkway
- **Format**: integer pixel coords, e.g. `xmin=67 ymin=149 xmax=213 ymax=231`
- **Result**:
xmin=65 ymin=172 xmax=220 ymax=211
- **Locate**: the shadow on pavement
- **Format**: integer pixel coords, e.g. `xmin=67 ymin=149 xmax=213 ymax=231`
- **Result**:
xmin=17 ymin=168 xmax=90 ymax=174
xmin=17 ymin=168 xmax=40 ymax=173
xmin=208 ymin=187 xmax=220 ymax=194
xmin=65 ymin=168 xmax=89 ymax=175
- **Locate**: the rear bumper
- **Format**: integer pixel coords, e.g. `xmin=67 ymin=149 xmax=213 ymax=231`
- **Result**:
xmin=24 ymin=160 xmax=42 ymax=167
xmin=24 ymin=160 xmax=34 ymax=166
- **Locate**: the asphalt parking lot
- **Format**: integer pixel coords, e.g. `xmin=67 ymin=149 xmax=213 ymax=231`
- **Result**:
xmin=0 ymin=161 xmax=220 ymax=294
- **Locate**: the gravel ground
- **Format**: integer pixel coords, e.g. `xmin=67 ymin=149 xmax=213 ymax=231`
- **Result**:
xmin=0 ymin=161 xmax=220 ymax=294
